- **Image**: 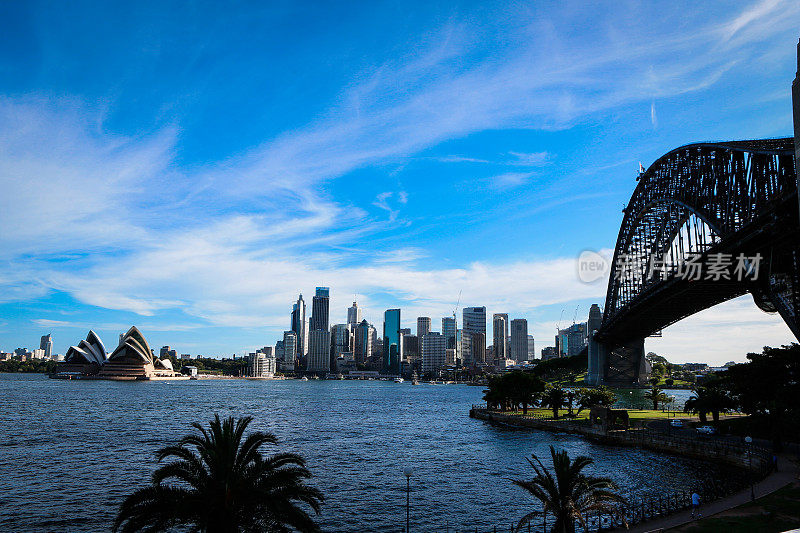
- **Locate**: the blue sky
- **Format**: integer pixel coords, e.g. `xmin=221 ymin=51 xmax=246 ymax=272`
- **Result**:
xmin=1 ymin=0 xmax=799 ymax=364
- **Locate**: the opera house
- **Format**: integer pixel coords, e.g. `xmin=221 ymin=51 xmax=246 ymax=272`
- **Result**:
xmin=57 ymin=326 xmax=188 ymax=380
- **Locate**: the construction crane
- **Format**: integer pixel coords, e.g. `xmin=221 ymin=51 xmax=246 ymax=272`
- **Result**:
xmin=572 ymin=305 xmax=580 ymax=326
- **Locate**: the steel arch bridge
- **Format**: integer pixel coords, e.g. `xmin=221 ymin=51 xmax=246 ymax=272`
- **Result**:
xmin=588 ymin=137 xmax=800 ymax=386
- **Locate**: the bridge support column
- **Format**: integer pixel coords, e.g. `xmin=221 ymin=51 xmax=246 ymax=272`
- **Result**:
xmin=590 ymin=337 xmax=647 ymax=387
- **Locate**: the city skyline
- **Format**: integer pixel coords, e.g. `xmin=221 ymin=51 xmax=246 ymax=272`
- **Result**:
xmin=2 ymin=2 xmax=800 ymax=365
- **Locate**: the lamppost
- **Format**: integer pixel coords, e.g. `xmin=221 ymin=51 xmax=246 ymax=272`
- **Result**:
xmin=745 ymin=436 xmax=755 ymax=501
xmin=403 ymin=466 xmax=413 ymax=533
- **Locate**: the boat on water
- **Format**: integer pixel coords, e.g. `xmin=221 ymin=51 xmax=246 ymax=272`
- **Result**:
xmin=411 ymin=371 xmax=419 ymax=385
xmin=300 ymin=376 xmax=309 ymax=381
xmin=393 ymin=377 xmax=404 ymax=383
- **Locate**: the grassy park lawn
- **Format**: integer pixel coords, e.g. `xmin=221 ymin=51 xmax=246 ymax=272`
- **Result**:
xmin=669 ymin=483 xmax=800 ymax=533
xmin=503 ymin=408 xmax=686 ymax=421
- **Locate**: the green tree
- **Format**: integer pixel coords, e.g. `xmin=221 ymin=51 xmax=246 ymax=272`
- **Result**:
xmin=576 ymin=387 xmax=617 ymax=415
xmin=684 ymin=382 xmax=734 ymax=425
xmin=483 ymin=372 xmax=545 ymax=413
xmin=511 ymin=446 xmax=625 ymax=533
xmin=644 ymin=385 xmax=668 ymax=410
xmin=541 ymin=385 xmax=566 ymax=419
xmin=114 ymin=415 xmax=323 ymax=533
xmin=724 ymin=344 xmax=800 ymax=449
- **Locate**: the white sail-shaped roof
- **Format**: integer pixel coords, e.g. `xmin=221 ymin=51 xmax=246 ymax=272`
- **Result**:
xmin=108 ymin=326 xmax=154 ymax=364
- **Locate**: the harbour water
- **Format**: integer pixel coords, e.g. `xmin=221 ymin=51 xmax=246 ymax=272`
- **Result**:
xmin=0 ymin=374 xmax=732 ymax=532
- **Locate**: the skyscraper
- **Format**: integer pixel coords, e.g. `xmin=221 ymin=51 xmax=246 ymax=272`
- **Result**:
xmin=347 ymin=301 xmax=362 ymax=327
xmin=462 ymin=306 xmax=486 ymax=365
xmin=306 ymin=330 xmax=331 ymax=372
xmin=291 ymin=295 xmax=307 ymax=356
xmin=417 ymin=317 xmax=431 ymax=338
xmin=330 ymin=323 xmax=351 ymax=358
xmin=527 ymin=334 xmax=536 ymax=361
xmin=40 ymin=334 xmax=52 ymax=359
xmin=492 ymin=313 xmax=508 ymax=362
xmin=510 ymin=319 xmax=528 ymax=362
xmin=282 ymin=331 xmax=297 ymax=364
xmin=354 ymin=319 xmax=373 ymax=365
xmin=383 ymin=309 xmax=402 ymax=374
xmin=310 ymin=287 xmax=330 ymax=331
xmin=471 ymin=332 xmax=486 ymax=364
xmin=307 ymin=287 xmax=331 ymax=373
xmin=442 ymin=317 xmax=456 ymax=349
xmin=422 ymin=332 xmax=446 ymax=374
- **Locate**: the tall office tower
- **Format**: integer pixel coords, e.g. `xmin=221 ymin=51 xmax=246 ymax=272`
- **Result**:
xmin=275 ymin=340 xmax=285 ymax=362
xmin=442 ymin=317 xmax=456 ymax=349
xmin=462 ymin=306 xmax=486 ymax=364
xmin=354 ymin=319 xmax=373 ymax=365
xmin=310 ymin=287 xmax=330 ymax=331
xmin=492 ymin=313 xmax=508 ymax=361
xmin=422 ymin=332 xmax=447 ymax=374
xmin=383 ymin=309 xmax=402 ymax=374
xmin=471 ymin=332 xmax=486 ymax=364
xmin=558 ymin=322 xmax=588 ymax=357
xmin=417 ymin=317 xmax=431 ymax=338
xmin=510 ymin=319 xmax=528 ymax=362
xmin=291 ymin=294 xmax=307 ymax=355
xmin=330 ymin=324 xmax=351 ymax=358
xmin=527 ymin=335 xmax=536 ymax=361
xmin=282 ymin=331 xmax=298 ymax=364
xmin=307 ymin=330 xmax=331 ymax=372
xmin=402 ymin=334 xmax=419 ymax=362
xmin=39 ymin=334 xmax=52 ymax=358
xmin=347 ymin=301 xmax=362 ymax=327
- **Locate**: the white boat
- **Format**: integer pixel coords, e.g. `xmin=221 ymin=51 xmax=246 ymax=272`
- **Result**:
xmin=300 ymin=376 xmax=309 ymax=381
xmin=394 ymin=377 xmax=404 ymax=383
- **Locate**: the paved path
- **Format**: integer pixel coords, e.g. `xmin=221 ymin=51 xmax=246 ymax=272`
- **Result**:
xmin=625 ymin=453 xmax=798 ymax=532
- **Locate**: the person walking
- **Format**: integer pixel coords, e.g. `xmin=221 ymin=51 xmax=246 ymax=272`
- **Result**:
xmin=690 ymin=492 xmax=702 ymax=519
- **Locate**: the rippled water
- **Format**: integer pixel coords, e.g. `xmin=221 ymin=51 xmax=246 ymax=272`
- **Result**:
xmin=0 ymin=375 xmax=730 ymax=532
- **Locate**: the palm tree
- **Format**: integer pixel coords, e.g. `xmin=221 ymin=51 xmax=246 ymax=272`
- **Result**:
xmin=511 ymin=446 xmax=625 ymax=533
xmin=644 ymin=385 xmax=669 ymax=410
xmin=684 ymin=384 xmax=734 ymax=425
xmin=114 ymin=415 xmax=324 ymax=533
xmin=540 ymin=386 xmax=566 ymax=419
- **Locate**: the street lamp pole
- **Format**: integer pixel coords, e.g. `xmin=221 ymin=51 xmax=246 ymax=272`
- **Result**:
xmin=745 ymin=436 xmax=754 ymax=501
xmin=404 ymin=467 xmax=413 ymax=533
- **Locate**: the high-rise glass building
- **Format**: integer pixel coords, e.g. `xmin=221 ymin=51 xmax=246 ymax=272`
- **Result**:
xmin=310 ymin=287 xmax=330 ymax=331
xmin=442 ymin=317 xmax=456 ymax=349
xmin=291 ymin=295 xmax=307 ymax=356
xmin=383 ymin=309 xmax=402 ymax=374
xmin=510 ymin=319 xmax=528 ymax=362
xmin=306 ymin=330 xmax=331 ymax=372
xmin=417 ymin=317 xmax=431 ymax=338
xmin=40 ymin=334 xmax=52 ymax=358
xmin=330 ymin=323 xmax=351 ymax=358
xmin=462 ymin=306 xmax=486 ymax=365
xmin=527 ymin=335 xmax=536 ymax=361
xmin=354 ymin=319 xmax=373 ymax=365
xmin=492 ymin=313 xmax=508 ymax=361
xmin=282 ymin=331 xmax=297 ymax=364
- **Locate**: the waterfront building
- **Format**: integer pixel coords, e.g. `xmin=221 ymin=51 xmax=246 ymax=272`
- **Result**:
xmin=383 ymin=309 xmax=402 ymax=374
xmin=275 ymin=340 xmax=285 ymax=362
xmin=442 ymin=317 xmax=456 ymax=349
xmin=422 ymin=332 xmax=446 ymax=374
xmin=347 ymin=301 xmax=362 ymax=327
xmin=310 ymin=287 xmax=330 ymax=331
xmin=306 ymin=330 xmax=331 ymax=372
xmin=492 ymin=313 xmax=508 ymax=362
xmin=417 ymin=317 xmax=431 ymax=338
xmin=462 ymin=306 xmax=486 ymax=365
xmin=510 ymin=319 xmax=528 ymax=362
xmin=354 ymin=319 xmax=373 ymax=365
xmin=250 ymin=350 xmax=276 ymax=378
xmin=39 ymin=334 xmax=52 ymax=359
xmin=96 ymin=327 xmax=184 ymax=379
xmin=282 ymin=331 xmax=297 ymax=364
xmin=471 ymin=332 xmax=486 ymax=365
xmin=330 ymin=323 xmax=352 ymax=359
xmin=527 ymin=335 xmax=536 ymax=361
xmin=291 ymin=294 xmax=308 ymax=356
xmin=62 ymin=330 xmax=107 ymax=373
